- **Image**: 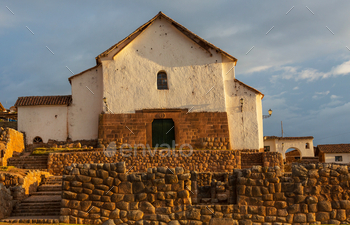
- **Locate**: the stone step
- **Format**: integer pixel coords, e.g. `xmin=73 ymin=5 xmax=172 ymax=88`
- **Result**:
xmin=37 ymin=185 xmax=62 ymax=192
xmin=17 ymin=203 xmax=61 ymax=209
xmin=31 ymin=191 xmax=61 ymax=196
xmin=22 ymin=195 xmax=62 ymax=203
xmin=11 ymin=212 xmax=60 ymax=217
xmin=0 ymin=216 xmax=60 ymax=224
xmin=13 ymin=208 xmax=61 ymax=213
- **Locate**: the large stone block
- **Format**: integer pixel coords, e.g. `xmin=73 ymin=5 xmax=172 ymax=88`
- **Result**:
xmin=209 ymin=218 xmax=234 ymax=225
xmin=293 ymin=213 xmax=306 ymax=223
xmin=318 ymin=201 xmax=332 ymax=212
xmin=127 ymin=210 xmax=144 ymax=221
xmin=139 ymin=201 xmax=155 ymax=214
xmin=119 ymin=182 xmax=132 ymax=194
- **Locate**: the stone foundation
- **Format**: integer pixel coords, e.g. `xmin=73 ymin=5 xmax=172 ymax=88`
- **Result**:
xmin=60 ymin=162 xmax=350 ymax=224
xmin=0 ymin=128 xmax=24 ymax=166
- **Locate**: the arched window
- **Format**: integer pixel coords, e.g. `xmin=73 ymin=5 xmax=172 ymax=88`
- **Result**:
xmin=305 ymin=143 xmax=310 ymax=149
xmin=157 ymin=71 xmax=168 ymax=90
xmin=33 ymin=136 xmax=43 ymax=143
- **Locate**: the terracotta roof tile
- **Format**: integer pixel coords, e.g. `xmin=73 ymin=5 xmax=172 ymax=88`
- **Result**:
xmin=15 ymin=95 xmax=72 ymax=106
xmin=264 ymin=136 xmax=314 ymax=140
xmin=317 ymin=144 xmax=350 ymax=153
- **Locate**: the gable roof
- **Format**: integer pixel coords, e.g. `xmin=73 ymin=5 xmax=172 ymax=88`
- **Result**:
xmin=234 ymin=79 xmax=264 ymax=98
xmin=317 ymin=144 xmax=350 ymax=153
xmin=0 ymin=102 xmax=5 ymax=112
xmin=95 ymin=11 xmax=237 ymax=64
xmin=15 ymin=95 xmax=72 ymax=107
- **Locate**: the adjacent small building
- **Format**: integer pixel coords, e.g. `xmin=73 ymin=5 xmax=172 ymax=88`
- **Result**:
xmin=316 ymin=144 xmax=350 ymax=164
xmin=264 ymin=136 xmax=314 ymax=160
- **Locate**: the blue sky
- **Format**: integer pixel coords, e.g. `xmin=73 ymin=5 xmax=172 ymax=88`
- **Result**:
xmin=1 ymin=1 xmax=350 ymax=146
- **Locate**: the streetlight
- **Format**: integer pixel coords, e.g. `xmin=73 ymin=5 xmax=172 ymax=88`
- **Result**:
xmin=263 ymin=109 xmax=272 ymax=119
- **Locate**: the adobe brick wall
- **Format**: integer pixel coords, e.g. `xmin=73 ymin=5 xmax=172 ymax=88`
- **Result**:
xmin=98 ymin=110 xmax=230 ymax=150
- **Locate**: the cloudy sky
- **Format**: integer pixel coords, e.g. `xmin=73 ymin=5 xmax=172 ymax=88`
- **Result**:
xmin=1 ymin=1 xmax=349 ymax=146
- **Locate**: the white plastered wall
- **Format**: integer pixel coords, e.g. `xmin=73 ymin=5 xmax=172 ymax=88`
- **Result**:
xmin=17 ymin=105 xmax=68 ymax=144
xmin=101 ymin=17 xmax=226 ymax=113
xmin=223 ymin=68 xmax=264 ymax=150
xmin=324 ymin=153 xmax=350 ymax=163
xmin=264 ymin=138 xmax=314 ymax=159
xmin=68 ymin=66 xmax=103 ymax=140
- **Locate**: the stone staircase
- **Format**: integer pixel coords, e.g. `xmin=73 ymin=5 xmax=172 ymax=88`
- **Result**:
xmin=0 ymin=176 xmax=62 ymax=223
xmin=7 ymin=155 xmax=48 ymax=170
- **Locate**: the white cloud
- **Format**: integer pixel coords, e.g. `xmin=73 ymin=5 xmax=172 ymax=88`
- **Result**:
xmin=330 ymin=60 xmax=350 ymax=76
xmin=246 ymin=65 xmax=271 ymax=74
xmin=293 ymin=86 xmax=299 ymax=90
xmin=269 ymin=60 xmax=350 ymax=82
xmin=312 ymin=91 xmax=330 ymax=99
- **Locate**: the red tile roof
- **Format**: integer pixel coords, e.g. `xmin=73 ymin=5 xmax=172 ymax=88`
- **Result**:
xmin=317 ymin=144 xmax=350 ymax=153
xmin=15 ymin=95 xmax=72 ymax=106
xmin=264 ymin=136 xmax=314 ymax=140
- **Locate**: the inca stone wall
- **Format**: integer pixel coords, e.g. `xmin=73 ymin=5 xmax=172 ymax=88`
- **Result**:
xmin=60 ymin=163 xmax=350 ymax=225
xmin=48 ymin=150 xmax=282 ymax=176
xmin=0 ymin=127 xmax=24 ymax=166
xmin=48 ymin=150 xmax=241 ymax=176
xmin=235 ymin=163 xmax=350 ymax=224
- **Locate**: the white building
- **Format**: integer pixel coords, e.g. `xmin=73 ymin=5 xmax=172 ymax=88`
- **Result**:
xmin=264 ymin=136 xmax=314 ymax=160
xmin=15 ymin=12 xmax=264 ymax=151
xmin=317 ymin=144 xmax=350 ymax=164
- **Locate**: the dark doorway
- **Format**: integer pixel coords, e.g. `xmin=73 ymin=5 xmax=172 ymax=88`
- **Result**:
xmin=152 ymin=119 xmax=175 ymax=147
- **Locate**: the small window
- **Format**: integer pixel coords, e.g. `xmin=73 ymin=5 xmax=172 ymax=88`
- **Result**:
xmin=33 ymin=136 xmax=43 ymax=143
xmin=305 ymin=143 xmax=310 ymax=149
xmin=335 ymin=156 xmax=343 ymax=162
xmin=264 ymin=146 xmax=270 ymax=152
xmin=157 ymin=72 xmax=168 ymax=90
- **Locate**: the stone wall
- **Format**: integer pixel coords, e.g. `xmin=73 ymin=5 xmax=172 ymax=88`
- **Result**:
xmin=60 ymin=163 xmax=350 ymax=224
xmin=0 ymin=183 xmax=15 ymax=220
xmin=98 ymin=111 xmax=230 ymax=150
xmin=48 ymin=150 xmax=241 ymax=176
xmin=0 ymin=122 xmax=17 ymax=130
xmin=0 ymin=128 xmax=25 ymax=166
xmin=235 ymin=163 xmax=350 ymax=224
xmin=60 ymin=162 xmax=194 ymax=224
xmin=0 ymin=173 xmax=22 ymax=188
xmin=241 ymin=152 xmax=283 ymax=169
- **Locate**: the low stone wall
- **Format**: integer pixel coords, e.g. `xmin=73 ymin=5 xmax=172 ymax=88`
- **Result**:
xmin=48 ymin=150 xmax=241 ymax=176
xmin=0 ymin=128 xmax=25 ymax=166
xmin=0 ymin=122 xmax=17 ymax=130
xmin=235 ymin=163 xmax=350 ymax=224
xmin=60 ymin=162 xmax=194 ymax=224
xmin=60 ymin=163 xmax=350 ymax=224
xmin=21 ymin=170 xmax=51 ymax=196
xmin=0 ymin=183 xmax=15 ymax=220
xmin=241 ymin=152 xmax=283 ymax=169
xmin=0 ymin=173 xmax=22 ymax=188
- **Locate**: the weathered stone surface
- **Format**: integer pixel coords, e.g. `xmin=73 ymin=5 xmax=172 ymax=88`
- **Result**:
xmin=103 ymin=202 xmax=116 ymax=211
xmin=316 ymin=212 xmax=330 ymax=221
xmin=186 ymin=208 xmax=201 ymax=220
xmin=139 ymin=201 xmax=155 ymax=214
xmin=178 ymin=190 xmax=189 ymax=198
xmin=127 ymin=210 xmax=144 ymax=221
xmin=77 ymin=193 xmax=89 ymax=201
xmin=157 ymin=214 xmax=171 ymax=223
xmin=76 ymin=175 xmax=92 ymax=183
xmin=116 ymin=201 xmax=129 ymax=210
xmin=102 ymin=219 xmax=115 ymax=225
xmin=292 ymin=165 xmax=308 ymax=177
xmin=63 ymin=191 xmax=77 ymax=200
xmin=119 ymin=182 xmax=132 ymax=194
xmin=133 ymin=182 xmax=145 ymax=194
xmin=318 ymin=201 xmax=332 ymax=212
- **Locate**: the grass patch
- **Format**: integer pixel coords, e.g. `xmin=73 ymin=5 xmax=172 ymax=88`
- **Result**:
xmin=0 ymin=166 xmax=15 ymax=172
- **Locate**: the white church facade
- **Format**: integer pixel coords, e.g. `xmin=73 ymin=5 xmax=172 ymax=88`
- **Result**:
xmin=15 ymin=12 xmax=264 ymax=151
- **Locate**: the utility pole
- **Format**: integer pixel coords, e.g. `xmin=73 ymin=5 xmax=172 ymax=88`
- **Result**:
xmin=281 ymin=121 xmax=284 ymax=137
